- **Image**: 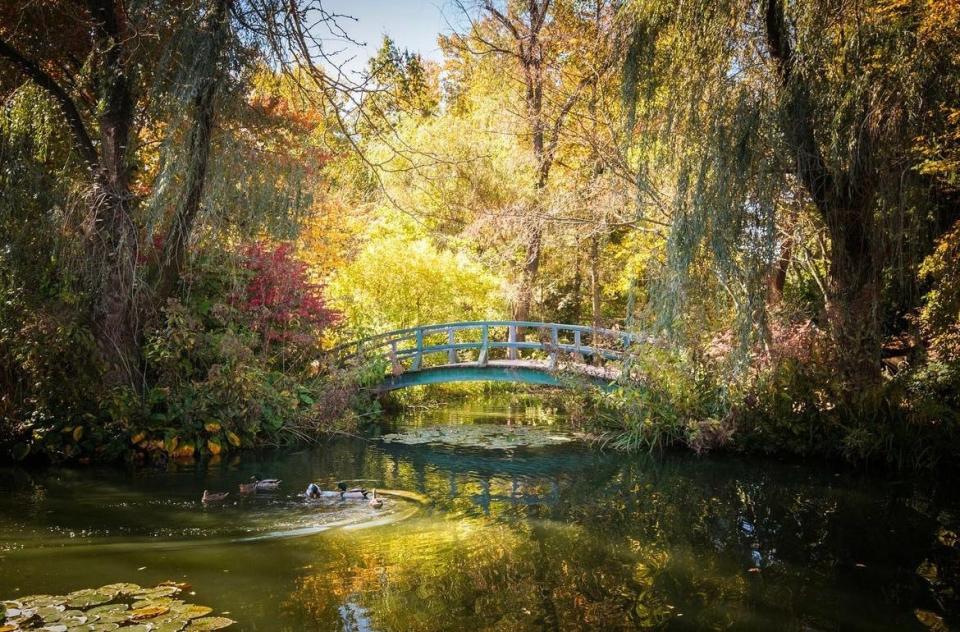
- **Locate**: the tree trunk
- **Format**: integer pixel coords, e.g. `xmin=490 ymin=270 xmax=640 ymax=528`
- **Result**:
xmin=590 ymin=235 xmax=602 ymax=329
xmin=767 ymin=207 xmax=797 ymax=305
xmin=764 ymin=0 xmax=880 ymax=379
xmin=88 ymin=0 xmax=141 ymax=390
xmin=824 ymin=214 xmax=881 ymax=376
xmin=156 ymin=0 xmax=231 ymax=303
xmin=571 ymin=239 xmax=582 ymax=323
xmin=513 ymin=222 xmax=543 ymax=323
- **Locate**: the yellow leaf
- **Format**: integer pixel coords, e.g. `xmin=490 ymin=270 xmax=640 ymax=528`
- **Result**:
xmin=131 ymin=431 xmax=146 ymax=445
xmin=226 ymin=431 xmax=241 ymax=448
xmin=204 ymin=421 xmax=222 ymax=433
xmin=207 ymin=439 xmax=221 ymax=455
xmin=72 ymin=426 xmax=84 ymax=442
xmin=164 ymin=436 xmax=179 ymax=454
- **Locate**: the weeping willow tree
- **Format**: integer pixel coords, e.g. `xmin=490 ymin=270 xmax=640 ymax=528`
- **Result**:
xmin=621 ymin=0 xmax=960 ymax=379
xmin=0 ymin=0 xmax=354 ymax=392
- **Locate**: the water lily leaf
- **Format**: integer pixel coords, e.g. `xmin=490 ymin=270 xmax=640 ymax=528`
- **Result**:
xmin=98 ymin=584 xmax=139 ymax=596
xmin=175 ymin=605 xmax=212 ymax=619
xmin=132 ymin=598 xmax=181 ymax=611
xmin=36 ymin=605 xmax=65 ymax=621
xmin=86 ymin=604 xmax=127 ymax=617
xmin=186 ymin=616 xmax=235 ymax=630
xmin=134 ymin=586 xmax=181 ymax=599
xmin=158 ymin=582 xmax=190 ymax=592
xmin=153 ymin=620 xmax=188 ymax=632
xmin=86 ymin=624 xmax=120 ymax=631
xmin=58 ymin=609 xmax=87 ymax=625
xmin=130 ymin=604 xmax=170 ymax=620
xmin=66 ymin=591 xmax=111 ymax=609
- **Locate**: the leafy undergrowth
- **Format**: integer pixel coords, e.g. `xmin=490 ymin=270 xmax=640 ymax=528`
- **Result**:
xmin=2 ymin=581 xmax=233 ymax=631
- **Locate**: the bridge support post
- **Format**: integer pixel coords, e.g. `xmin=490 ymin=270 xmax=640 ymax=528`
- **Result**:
xmin=574 ymin=330 xmax=584 ymax=363
xmin=508 ymin=325 xmax=518 ymax=360
xmin=478 ymin=325 xmax=489 ymax=366
xmin=447 ymin=328 xmax=457 ymax=364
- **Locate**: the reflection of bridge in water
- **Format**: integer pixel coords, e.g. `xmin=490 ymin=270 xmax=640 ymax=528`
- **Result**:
xmin=377 ymin=441 xmax=616 ymax=516
xmin=331 ymin=321 xmax=655 ymax=391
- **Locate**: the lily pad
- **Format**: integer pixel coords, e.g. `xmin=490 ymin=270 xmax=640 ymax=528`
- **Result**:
xmin=186 ymin=616 xmax=235 ymax=630
xmin=97 ymin=584 xmax=140 ymax=596
xmin=66 ymin=591 xmax=112 ymax=609
xmin=3 ymin=583 xmax=230 ymax=631
xmin=173 ymin=606 xmax=212 ymax=620
xmin=129 ymin=604 xmax=170 ymax=620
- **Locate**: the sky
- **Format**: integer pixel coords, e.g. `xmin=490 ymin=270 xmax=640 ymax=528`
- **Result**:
xmin=318 ymin=0 xmax=459 ymax=77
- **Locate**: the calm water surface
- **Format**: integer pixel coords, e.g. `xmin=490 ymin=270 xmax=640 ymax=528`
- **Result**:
xmin=1 ymin=400 xmax=959 ymax=630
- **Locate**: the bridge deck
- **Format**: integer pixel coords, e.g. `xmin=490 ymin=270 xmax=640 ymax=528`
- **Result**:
xmin=378 ymin=359 xmax=621 ymax=392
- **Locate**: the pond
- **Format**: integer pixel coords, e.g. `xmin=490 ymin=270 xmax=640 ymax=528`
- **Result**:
xmin=1 ymin=398 xmax=958 ymax=631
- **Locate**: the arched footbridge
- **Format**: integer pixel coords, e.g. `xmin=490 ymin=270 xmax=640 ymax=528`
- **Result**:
xmin=331 ymin=321 xmax=653 ymax=391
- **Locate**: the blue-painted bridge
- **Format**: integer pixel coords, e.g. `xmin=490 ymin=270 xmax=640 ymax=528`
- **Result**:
xmin=331 ymin=321 xmax=653 ymax=391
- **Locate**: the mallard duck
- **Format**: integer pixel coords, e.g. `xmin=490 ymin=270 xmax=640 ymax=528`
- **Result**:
xmin=202 ymin=490 xmax=229 ymax=503
xmin=337 ymin=481 xmax=368 ymax=499
xmin=369 ymin=489 xmax=383 ymax=509
xmin=254 ymin=477 xmax=281 ymax=492
xmin=239 ymin=481 xmax=258 ymax=494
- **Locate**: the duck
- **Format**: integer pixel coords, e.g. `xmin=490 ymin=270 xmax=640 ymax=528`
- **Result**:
xmin=253 ymin=477 xmax=281 ymax=492
xmin=303 ymin=482 xmax=368 ymax=500
xmin=369 ymin=489 xmax=383 ymax=509
xmin=239 ymin=480 xmax=258 ymax=494
xmin=202 ymin=490 xmax=229 ymax=503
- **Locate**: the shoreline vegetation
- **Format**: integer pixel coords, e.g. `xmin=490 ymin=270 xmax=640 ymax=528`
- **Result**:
xmin=2 ymin=0 xmax=959 ymax=471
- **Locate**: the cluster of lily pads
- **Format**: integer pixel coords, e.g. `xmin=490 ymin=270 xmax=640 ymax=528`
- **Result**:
xmin=2 ymin=582 xmax=234 ymax=631
xmin=380 ymin=424 xmax=575 ymax=450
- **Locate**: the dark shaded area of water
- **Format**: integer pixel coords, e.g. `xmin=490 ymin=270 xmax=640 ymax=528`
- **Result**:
xmin=1 ymin=401 xmax=959 ymax=630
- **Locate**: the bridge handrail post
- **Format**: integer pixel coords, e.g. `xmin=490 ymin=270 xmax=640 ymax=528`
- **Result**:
xmin=447 ymin=328 xmax=457 ymax=364
xmin=389 ymin=340 xmax=403 ymax=375
xmin=412 ymin=328 xmax=424 ymax=371
xmin=508 ymin=325 xmax=518 ymax=360
xmin=549 ymin=324 xmax=559 ymax=369
xmin=574 ymin=330 xmax=584 ymax=363
xmin=478 ymin=324 xmax=489 ymax=366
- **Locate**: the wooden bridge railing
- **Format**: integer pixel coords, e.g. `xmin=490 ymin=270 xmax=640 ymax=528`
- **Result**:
xmin=329 ymin=321 xmax=653 ymax=373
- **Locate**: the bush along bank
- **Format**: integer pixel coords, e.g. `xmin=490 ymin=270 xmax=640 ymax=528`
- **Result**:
xmin=561 ymin=327 xmax=960 ymax=471
xmin=1 ymin=243 xmax=385 ymax=466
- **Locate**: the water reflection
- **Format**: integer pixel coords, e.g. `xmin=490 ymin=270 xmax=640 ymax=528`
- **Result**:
xmin=0 ymin=402 xmax=958 ymax=630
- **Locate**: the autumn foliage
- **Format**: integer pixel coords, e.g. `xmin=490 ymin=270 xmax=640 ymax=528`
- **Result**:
xmin=237 ymin=242 xmax=338 ymax=345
